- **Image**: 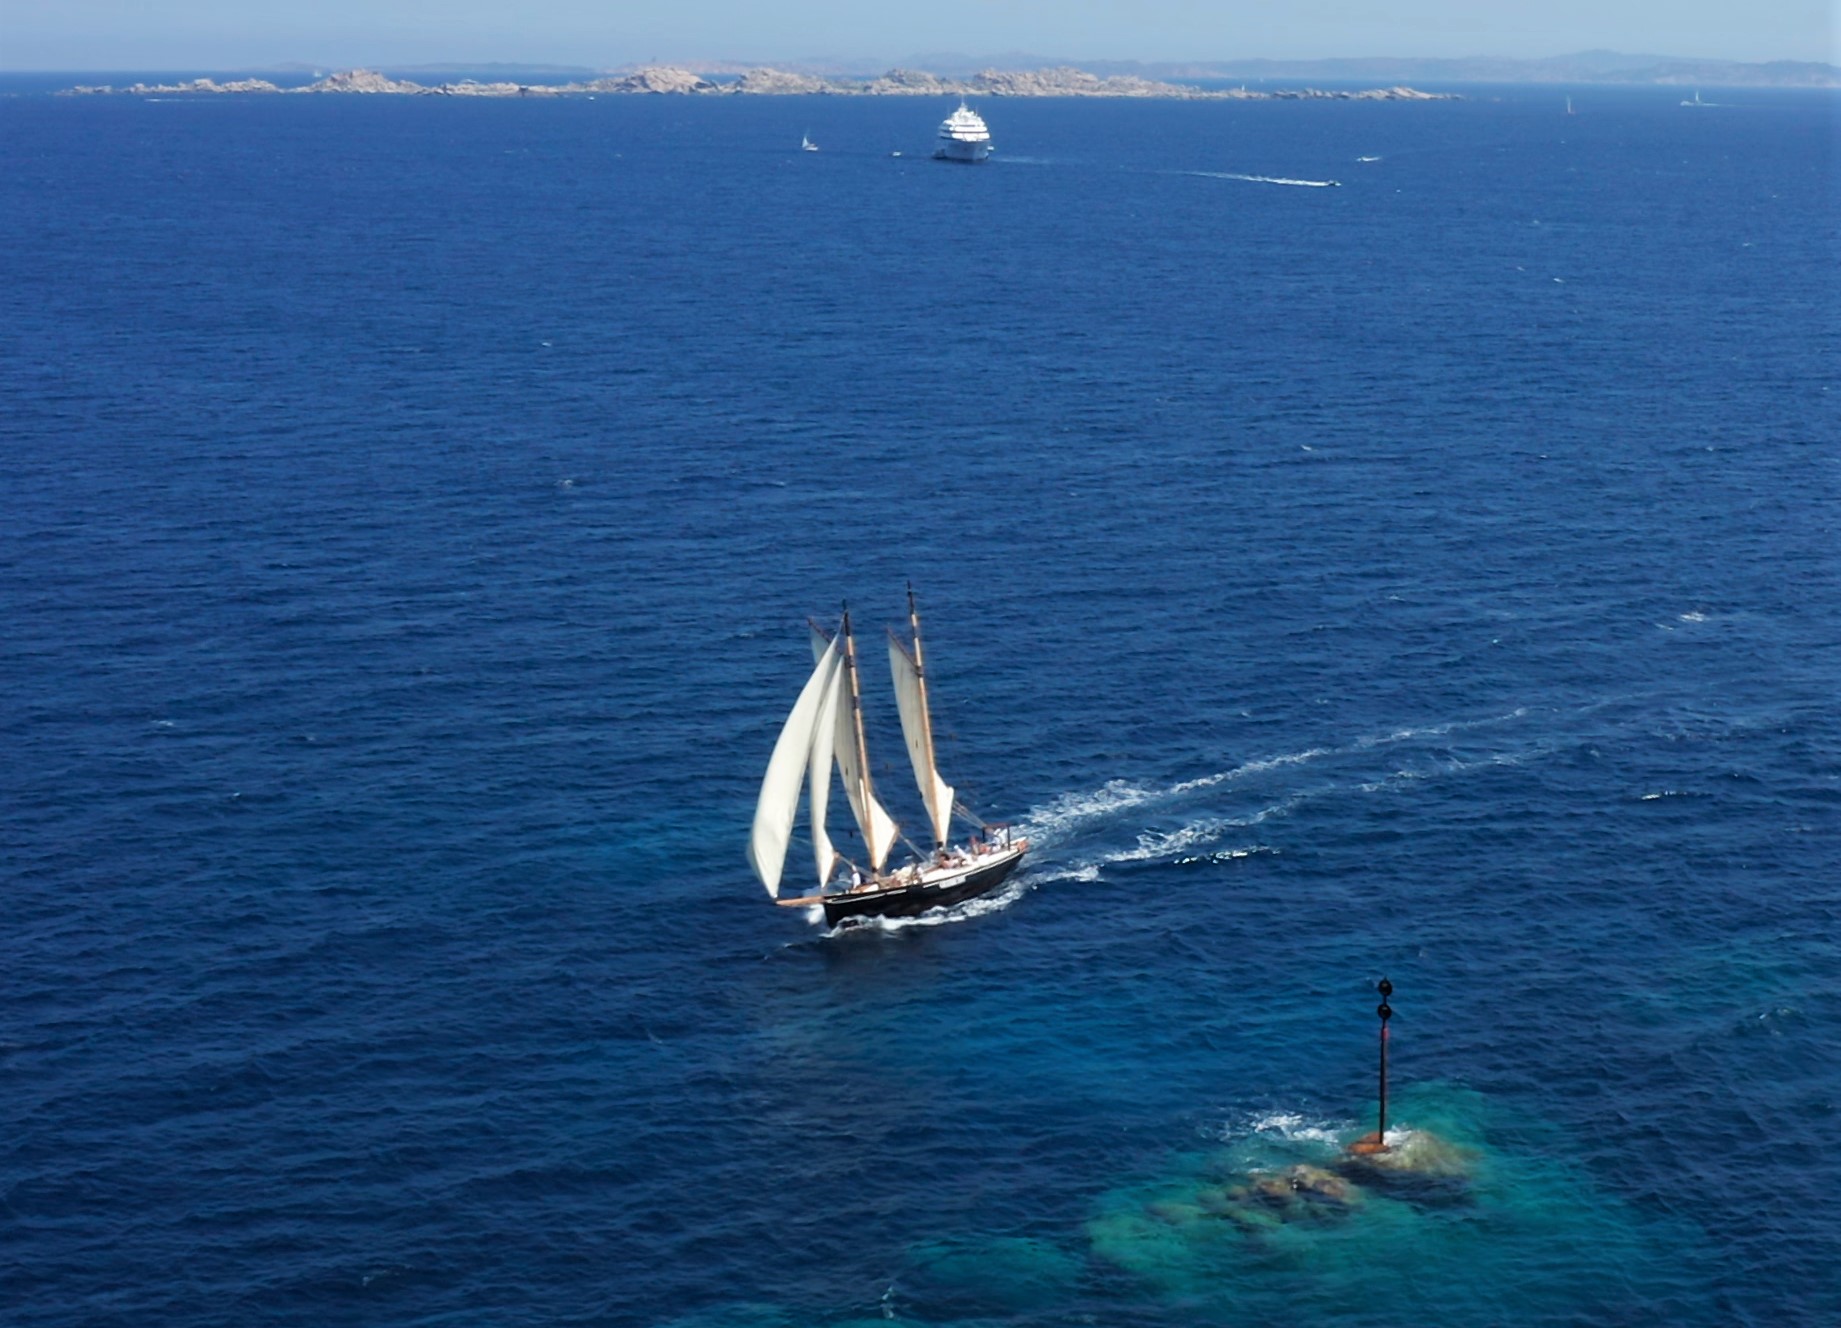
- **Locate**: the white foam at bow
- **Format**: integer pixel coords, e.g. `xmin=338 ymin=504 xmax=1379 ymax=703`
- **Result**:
xmin=818 ymin=878 xmax=1030 ymax=936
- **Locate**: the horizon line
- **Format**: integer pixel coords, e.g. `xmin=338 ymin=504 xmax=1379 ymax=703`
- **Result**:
xmin=3 ymin=48 xmax=1839 ymax=76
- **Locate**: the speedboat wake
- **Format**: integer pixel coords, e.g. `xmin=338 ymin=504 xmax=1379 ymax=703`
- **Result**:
xmin=1186 ymin=171 xmax=1342 ymax=188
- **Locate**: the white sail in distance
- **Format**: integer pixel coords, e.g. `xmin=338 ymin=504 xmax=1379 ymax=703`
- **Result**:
xmin=747 ymin=639 xmax=842 ymax=897
xmin=888 ymin=633 xmax=955 ymax=847
xmin=810 ymin=622 xmax=899 ymax=871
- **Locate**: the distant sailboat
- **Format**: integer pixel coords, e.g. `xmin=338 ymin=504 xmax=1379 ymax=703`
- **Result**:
xmin=801 ymin=131 xmax=819 ymax=152
xmin=1681 ymin=90 xmax=1708 ymax=107
xmin=1565 ymin=95 xmax=1575 ymax=115
xmin=748 ymin=591 xmax=1028 ymax=926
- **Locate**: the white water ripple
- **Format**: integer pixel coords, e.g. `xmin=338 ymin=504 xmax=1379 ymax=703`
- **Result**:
xmin=1018 ymin=707 xmax=1540 ymax=863
xmin=1185 ymin=170 xmax=1342 ymax=188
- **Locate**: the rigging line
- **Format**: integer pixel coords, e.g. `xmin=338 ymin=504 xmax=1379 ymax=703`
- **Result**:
xmin=937 ymin=717 xmax=975 ymax=788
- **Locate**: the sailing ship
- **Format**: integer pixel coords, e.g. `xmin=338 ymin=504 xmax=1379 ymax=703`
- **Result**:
xmin=747 ymin=591 xmax=1028 ymax=926
xmin=801 ymin=131 xmax=819 ymax=152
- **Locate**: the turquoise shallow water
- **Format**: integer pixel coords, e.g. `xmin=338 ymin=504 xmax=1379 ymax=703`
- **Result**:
xmin=1080 ymin=1083 xmax=1712 ymax=1324
xmin=1 ymin=83 xmax=1838 ymax=1326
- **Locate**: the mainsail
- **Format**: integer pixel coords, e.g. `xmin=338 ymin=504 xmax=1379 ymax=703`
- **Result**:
xmin=810 ymin=619 xmax=900 ymax=871
xmin=807 ymin=648 xmax=843 ymax=885
xmin=888 ymin=599 xmax=955 ymax=846
xmin=747 ymin=639 xmax=842 ymax=897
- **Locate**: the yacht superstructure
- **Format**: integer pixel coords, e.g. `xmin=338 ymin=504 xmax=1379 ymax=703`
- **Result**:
xmin=933 ymin=102 xmax=993 ymax=163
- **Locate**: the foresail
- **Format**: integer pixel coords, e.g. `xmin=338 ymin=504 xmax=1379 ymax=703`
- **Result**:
xmin=889 ymin=635 xmax=956 ymax=846
xmin=811 ymin=624 xmax=899 ymax=871
xmin=855 ymin=764 xmax=900 ymax=872
xmin=748 ymin=640 xmax=842 ymax=898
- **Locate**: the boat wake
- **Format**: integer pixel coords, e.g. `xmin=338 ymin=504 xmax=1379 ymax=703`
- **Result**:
xmin=1185 ymin=171 xmax=1342 ymax=188
xmin=799 ymin=704 xmax=1554 ymax=926
xmin=1013 ymin=706 xmax=1545 ymax=879
xmin=1171 ymin=747 xmax=1331 ymax=793
xmin=1103 ymin=815 xmax=1286 ymax=864
xmin=1027 ymin=862 xmax=1102 ymax=886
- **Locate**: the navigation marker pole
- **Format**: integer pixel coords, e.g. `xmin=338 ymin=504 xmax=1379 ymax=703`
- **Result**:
xmin=1376 ymin=978 xmax=1393 ymax=1147
xmin=1348 ymin=977 xmax=1394 ymax=1156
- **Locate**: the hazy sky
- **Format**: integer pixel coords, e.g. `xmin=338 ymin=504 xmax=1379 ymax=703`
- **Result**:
xmin=6 ymin=1 xmax=1835 ymax=70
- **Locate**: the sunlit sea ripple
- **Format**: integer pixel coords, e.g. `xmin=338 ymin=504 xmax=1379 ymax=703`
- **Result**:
xmin=2 ymin=84 xmax=1838 ymax=1326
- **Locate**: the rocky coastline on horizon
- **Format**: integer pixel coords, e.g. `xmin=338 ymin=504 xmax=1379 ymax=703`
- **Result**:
xmin=58 ymin=65 xmax=1459 ymax=101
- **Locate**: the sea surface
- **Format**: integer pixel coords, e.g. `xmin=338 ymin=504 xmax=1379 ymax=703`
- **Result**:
xmin=2 ymin=82 xmax=1838 ymax=1327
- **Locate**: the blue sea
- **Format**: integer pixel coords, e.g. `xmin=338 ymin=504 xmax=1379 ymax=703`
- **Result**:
xmin=2 ymin=82 xmax=1838 ymax=1326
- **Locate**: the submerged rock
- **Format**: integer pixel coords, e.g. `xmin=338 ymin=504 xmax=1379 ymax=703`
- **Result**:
xmin=1290 ymin=1162 xmax=1362 ymax=1205
xmin=1089 ymin=1112 xmax=1487 ymax=1294
xmin=1088 ymin=1086 xmax=1718 ymax=1317
xmin=1214 ymin=1162 xmax=1367 ymax=1225
xmin=1338 ymin=1127 xmax=1477 ymax=1202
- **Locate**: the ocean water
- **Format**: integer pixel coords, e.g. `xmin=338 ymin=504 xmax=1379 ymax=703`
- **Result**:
xmin=2 ymin=83 xmax=1837 ymax=1326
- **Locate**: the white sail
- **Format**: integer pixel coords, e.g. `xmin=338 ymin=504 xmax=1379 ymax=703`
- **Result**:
xmin=747 ymin=640 xmax=842 ymax=898
xmin=806 ymin=651 xmax=843 ymax=885
xmin=889 ymin=634 xmax=955 ymax=846
xmin=810 ymin=623 xmax=900 ymax=871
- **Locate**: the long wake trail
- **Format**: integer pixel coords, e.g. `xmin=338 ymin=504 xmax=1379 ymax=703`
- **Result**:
xmin=1185 ymin=170 xmax=1342 ymax=188
xmin=1013 ymin=707 xmax=1544 ymax=877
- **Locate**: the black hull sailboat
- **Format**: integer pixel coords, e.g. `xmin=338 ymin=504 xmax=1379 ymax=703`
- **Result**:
xmin=815 ymin=845 xmax=1025 ymax=925
xmin=747 ymin=590 xmax=1028 ymax=926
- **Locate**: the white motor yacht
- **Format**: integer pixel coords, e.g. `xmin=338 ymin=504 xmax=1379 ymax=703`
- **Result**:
xmin=933 ymin=102 xmax=992 ymax=163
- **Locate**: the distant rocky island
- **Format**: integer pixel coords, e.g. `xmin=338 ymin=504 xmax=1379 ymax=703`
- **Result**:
xmin=59 ymin=66 xmax=1458 ymax=101
xmin=1044 ymin=51 xmax=1838 ymax=88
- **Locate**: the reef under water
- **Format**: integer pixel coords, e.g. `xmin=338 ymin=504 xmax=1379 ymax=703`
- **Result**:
xmin=661 ymin=1083 xmax=1718 ymax=1327
xmin=1083 ymin=1082 xmax=1715 ymax=1325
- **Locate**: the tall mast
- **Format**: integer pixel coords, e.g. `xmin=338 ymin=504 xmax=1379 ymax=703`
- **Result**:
xmin=906 ymin=585 xmax=942 ymax=815
xmin=841 ymin=609 xmax=879 ymax=824
xmin=814 ymin=611 xmax=899 ymax=873
xmin=888 ymin=587 xmax=957 ymax=848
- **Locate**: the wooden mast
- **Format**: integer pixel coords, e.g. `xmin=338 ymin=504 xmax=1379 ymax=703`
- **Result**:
xmin=840 ymin=609 xmax=883 ymax=871
xmin=905 ymin=585 xmax=947 ymax=847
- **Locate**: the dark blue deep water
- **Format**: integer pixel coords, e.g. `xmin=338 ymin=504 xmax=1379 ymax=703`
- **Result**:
xmin=3 ymin=84 xmax=1838 ymax=1326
